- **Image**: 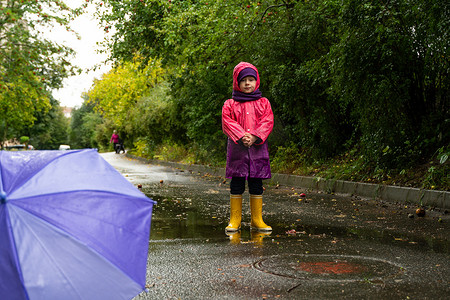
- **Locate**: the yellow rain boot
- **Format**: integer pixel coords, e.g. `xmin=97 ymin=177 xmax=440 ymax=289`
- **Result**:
xmin=250 ymin=194 xmax=272 ymax=231
xmin=225 ymin=194 xmax=242 ymax=232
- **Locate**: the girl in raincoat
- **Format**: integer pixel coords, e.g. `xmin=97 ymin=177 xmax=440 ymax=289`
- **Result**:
xmin=222 ymin=62 xmax=274 ymax=232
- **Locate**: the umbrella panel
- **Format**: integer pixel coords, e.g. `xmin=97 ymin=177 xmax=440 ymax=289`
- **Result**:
xmin=10 ymin=205 xmax=143 ymax=300
xmin=12 ymin=191 xmax=153 ymax=285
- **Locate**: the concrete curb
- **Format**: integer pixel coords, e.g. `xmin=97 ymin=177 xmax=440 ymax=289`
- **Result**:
xmin=127 ymin=154 xmax=450 ymax=209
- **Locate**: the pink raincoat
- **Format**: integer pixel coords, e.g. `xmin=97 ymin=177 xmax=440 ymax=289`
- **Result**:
xmin=222 ymin=62 xmax=274 ymax=179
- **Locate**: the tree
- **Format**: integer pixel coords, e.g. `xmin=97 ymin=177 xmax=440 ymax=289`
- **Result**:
xmin=0 ymin=0 xmax=82 ymax=145
xmin=87 ymin=57 xmax=157 ymax=128
xmin=69 ymin=94 xmax=101 ymax=149
xmin=24 ymin=97 xmax=70 ymax=150
xmin=328 ymin=0 xmax=450 ymax=168
xmin=86 ymin=57 xmax=167 ymax=148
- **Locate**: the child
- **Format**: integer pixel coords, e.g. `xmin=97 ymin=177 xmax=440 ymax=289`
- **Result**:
xmin=222 ymin=62 xmax=274 ymax=232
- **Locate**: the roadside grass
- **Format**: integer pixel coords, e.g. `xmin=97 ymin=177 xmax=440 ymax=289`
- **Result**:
xmin=130 ymin=142 xmax=449 ymax=191
xmin=270 ymin=146 xmax=449 ymax=191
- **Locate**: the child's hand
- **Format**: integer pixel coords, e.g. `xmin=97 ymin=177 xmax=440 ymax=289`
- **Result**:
xmin=243 ymin=133 xmax=257 ymax=148
xmin=241 ymin=135 xmax=250 ymax=147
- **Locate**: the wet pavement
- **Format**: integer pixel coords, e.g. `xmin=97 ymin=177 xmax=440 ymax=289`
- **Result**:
xmin=101 ymin=152 xmax=450 ymax=299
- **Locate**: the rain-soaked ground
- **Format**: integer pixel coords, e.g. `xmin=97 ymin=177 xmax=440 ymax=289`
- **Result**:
xmin=102 ymin=152 xmax=450 ymax=299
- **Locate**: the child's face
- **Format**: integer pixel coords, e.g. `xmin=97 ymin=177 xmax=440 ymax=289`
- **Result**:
xmin=239 ymin=76 xmax=257 ymax=93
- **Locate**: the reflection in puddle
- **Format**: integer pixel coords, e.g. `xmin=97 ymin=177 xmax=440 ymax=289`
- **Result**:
xmin=225 ymin=231 xmax=273 ymax=246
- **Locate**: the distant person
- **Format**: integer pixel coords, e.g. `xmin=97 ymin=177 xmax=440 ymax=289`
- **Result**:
xmin=110 ymin=130 xmax=119 ymax=153
xmin=222 ymin=62 xmax=274 ymax=233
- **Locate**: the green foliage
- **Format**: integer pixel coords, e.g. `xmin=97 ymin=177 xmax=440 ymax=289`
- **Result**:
xmin=271 ymin=143 xmax=309 ymax=174
xmin=19 ymin=136 xmax=29 ymax=144
xmin=69 ymin=98 xmax=102 ymax=149
xmin=329 ymin=0 xmax=450 ymax=169
xmin=12 ymin=98 xmax=69 ymax=150
xmin=155 ymin=143 xmax=195 ymax=164
xmin=0 ymin=0 xmax=83 ymax=144
xmin=75 ymin=0 xmax=449 ymax=190
xmin=128 ymin=82 xmax=174 ymax=146
xmin=422 ymin=147 xmax=450 ymax=190
xmin=133 ymin=138 xmax=153 ymax=159
xmin=86 ymin=57 xmax=174 ymax=150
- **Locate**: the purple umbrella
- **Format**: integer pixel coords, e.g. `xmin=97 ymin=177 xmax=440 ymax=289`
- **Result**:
xmin=0 ymin=149 xmax=156 ymax=300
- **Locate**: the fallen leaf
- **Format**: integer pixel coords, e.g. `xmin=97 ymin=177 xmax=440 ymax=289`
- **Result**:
xmin=394 ymin=237 xmax=408 ymax=242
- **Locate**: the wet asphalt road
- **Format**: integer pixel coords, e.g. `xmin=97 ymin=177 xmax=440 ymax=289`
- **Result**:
xmin=101 ymin=152 xmax=450 ymax=300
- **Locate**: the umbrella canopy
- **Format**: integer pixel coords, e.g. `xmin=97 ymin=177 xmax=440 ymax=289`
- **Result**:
xmin=0 ymin=149 xmax=156 ymax=300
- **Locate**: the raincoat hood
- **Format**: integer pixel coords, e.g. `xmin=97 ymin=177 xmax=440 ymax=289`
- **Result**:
xmin=233 ymin=62 xmax=261 ymax=92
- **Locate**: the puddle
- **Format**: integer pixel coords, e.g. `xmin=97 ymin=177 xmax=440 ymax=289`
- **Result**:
xmin=254 ymin=254 xmax=405 ymax=281
xmin=149 ymin=193 xmax=227 ymax=240
xmin=114 ymin=158 xmax=450 ymax=257
xmin=145 ymin=185 xmax=450 ymax=254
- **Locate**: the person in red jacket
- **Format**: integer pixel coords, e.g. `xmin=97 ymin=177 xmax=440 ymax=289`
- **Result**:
xmin=110 ymin=130 xmax=119 ymax=153
xmin=222 ymin=62 xmax=274 ymax=233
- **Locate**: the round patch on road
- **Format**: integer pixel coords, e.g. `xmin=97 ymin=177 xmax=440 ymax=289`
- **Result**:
xmin=254 ymin=254 xmax=405 ymax=282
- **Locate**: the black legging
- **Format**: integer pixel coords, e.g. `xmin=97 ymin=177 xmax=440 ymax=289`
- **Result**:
xmin=230 ymin=177 xmax=263 ymax=195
